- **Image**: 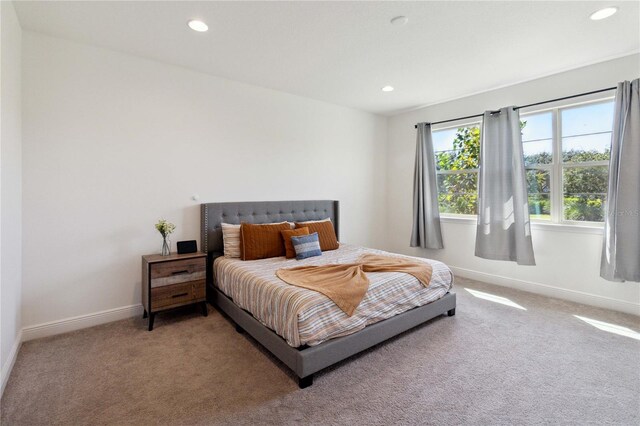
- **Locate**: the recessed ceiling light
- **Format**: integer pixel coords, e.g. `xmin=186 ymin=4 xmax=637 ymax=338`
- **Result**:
xmin=382 ymin=86 xmax=394 ymax=92
xmin=589 ymin=6 xmax=618 ymax=20
xmin=390 ymin=16 xmax=408 ymax=26
xmin=188 ymin=20 xmax=208 ymax=32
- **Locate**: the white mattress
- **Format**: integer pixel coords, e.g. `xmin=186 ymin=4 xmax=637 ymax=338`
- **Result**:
xmin=214 ymin=244 xmax=454 ymax=347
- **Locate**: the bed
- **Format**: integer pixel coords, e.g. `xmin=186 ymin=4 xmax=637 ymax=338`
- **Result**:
xmin=201 ymin=200 xmax=456 ymax=388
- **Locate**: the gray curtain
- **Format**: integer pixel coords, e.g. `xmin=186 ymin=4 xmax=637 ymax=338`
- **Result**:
xmin=475 ymin=107 xmax=535 ymax=265
xmin=601 ymin=79 xmax=640 ymax=282
xmin=410 ymin=122 xmax=444 ymax=249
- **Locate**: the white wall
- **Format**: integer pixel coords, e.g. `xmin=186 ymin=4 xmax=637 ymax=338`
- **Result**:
xmin=1 ymin=0 xmax=23 ymax=393
xmin=386 ymin=54 xmax=640 ymax=315
xmin=15 ymin=28 xmax=640 ymax=344
xmin=21 ymin=32 xmax=387 ymax=333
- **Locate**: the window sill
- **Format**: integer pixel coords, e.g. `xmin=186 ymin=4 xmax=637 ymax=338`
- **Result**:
xmin=439 ymin=215 xmax=604 ymax=235
xmin=440 ymin=215 xmax=476 ymax=225
xmin=530 ymin=221 xmax=603 ymax=235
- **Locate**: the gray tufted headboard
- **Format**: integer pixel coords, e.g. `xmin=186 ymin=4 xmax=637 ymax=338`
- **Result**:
xmin=200 ymin=200 xmax=339 ymax=256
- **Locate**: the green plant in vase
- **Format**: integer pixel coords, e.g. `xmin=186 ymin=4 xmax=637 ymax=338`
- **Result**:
xmin=155 ymin=219 xmax=176 ymax=256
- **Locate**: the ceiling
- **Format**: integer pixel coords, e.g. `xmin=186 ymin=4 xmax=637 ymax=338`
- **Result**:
xmin=14 ymin=1 xmax=640 ymax=116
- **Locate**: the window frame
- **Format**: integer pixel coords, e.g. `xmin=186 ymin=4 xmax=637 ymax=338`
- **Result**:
xmin=521 ymin=110 xmax=554 ymax=222
xmin=522 ymin=96 xmax=614 ymax=227
xmin=433 ymin=95 xmax=614 ymax=228
xmin=433 ymin=119 xmax=482 ymax=219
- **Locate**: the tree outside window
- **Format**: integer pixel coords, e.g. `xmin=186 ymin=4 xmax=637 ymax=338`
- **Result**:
xmin=432 ymin=98 xmax=614 ymax=224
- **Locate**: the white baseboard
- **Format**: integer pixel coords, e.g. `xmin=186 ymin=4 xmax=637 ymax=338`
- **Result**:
xmin=22 ymin=304 xmax=144 ymax=342
xmin=1 ymin=330 xmax=23 ymax=398
xmin=450 ymin=266 xmax=640 ymax=316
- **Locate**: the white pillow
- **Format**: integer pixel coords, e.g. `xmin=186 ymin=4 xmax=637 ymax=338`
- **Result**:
xmin=221 ymin=223 xmax=241 ymax=258
xmin=296 ymin=217 xmax=331 ymax=224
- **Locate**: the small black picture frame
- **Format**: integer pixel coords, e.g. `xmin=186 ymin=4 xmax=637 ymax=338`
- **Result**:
xmin=177 ymin=240 xmax=197 ymax=254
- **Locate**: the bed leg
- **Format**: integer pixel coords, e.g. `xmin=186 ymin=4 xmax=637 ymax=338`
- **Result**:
xmin=447 ymin=308 xmax=456 ymax=317
xmin=298 ymin=375 xmax=313 ymax=389
xmin=235 ymin=323 xmax=244 ymax=334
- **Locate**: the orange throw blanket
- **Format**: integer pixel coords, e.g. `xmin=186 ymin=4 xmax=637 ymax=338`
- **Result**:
xmin=276 ymin=254 xmax=433 ymax=316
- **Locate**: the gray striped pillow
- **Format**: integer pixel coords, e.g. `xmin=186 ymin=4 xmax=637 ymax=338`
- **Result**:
xmin=291 ymin=232 xmax=322 ymax=260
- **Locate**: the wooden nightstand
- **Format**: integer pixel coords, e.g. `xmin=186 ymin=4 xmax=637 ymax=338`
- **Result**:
xmin=141 ymin=252 xmax=207 ymax=331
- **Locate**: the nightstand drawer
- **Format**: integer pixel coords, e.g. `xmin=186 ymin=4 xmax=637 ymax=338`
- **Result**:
xmin=150 ymin=257 xmax=205 ymax=288
xmin=151 ymin=280 xmax=206 ymax=310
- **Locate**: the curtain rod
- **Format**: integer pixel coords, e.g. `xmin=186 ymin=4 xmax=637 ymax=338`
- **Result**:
xmin=414 ymin=86 xmax=617 ymax=129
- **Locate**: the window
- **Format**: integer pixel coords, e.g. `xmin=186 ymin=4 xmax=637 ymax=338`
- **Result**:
xmin=560 ymin=102 xmax=613 ymax=222
xmin=522 ymin=112 xmax=553 ymax=220
xmin=433 ymin=97 xmax=614 ymax=225
xmin=433 ymin=124 xmax=480 ymax=215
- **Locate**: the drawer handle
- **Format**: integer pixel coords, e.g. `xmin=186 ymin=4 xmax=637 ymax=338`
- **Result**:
xmin=171 ymin=292 xmax=189 ymax=298
xmin=171 ymin=270 xmax=190 ymax=275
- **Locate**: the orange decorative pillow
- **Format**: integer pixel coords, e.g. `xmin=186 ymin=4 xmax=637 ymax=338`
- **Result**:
xmin=294 ymin=220 xmax=339 ymax=251
xmin=240 ymin=222 xmax=291 ymax=260
xmin=281 ymin=227 xmax=310 ymax=259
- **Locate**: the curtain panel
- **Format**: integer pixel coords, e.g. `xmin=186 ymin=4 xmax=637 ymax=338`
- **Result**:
xmin=410 ymin=122 xmax=444 ymax=249
xmin=601 ymin=79 xmax=640 ymax=282
xmin=475 ymin=107 xmax=535 ymax=265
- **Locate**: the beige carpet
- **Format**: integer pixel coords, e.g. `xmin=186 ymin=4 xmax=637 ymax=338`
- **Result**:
xmin=2 ymin=277 xmax=639 ymax=425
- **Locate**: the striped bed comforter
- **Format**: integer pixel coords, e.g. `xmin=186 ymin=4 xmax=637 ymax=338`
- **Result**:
xmin=214 ymin=244 xmax=454 ymax=347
